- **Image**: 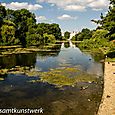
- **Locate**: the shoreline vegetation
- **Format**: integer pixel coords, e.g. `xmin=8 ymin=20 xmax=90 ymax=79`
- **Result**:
xmin=0 ymin=43 xmax=61 ymax=56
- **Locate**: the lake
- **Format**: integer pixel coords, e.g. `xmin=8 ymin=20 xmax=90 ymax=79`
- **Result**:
xmin=0 ymin=41 xmax=104 ymax=115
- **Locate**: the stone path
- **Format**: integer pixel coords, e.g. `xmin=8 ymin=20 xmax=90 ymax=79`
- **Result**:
xmin=98 ymin=62 xmax=115 ymax=115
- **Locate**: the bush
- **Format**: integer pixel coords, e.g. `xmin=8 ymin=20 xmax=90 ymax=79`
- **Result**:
xmin=43 ymin=33 xmax=56 ymax=44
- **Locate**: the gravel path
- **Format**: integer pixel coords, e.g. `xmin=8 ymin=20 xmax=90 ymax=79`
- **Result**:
xmin=98 ymin=62 xmax=115 ymax=115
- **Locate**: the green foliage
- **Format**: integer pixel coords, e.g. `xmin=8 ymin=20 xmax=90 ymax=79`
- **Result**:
xmin=37 ymin=23 xmax=62 ymax=40
xmin=5 ymin=9 xmax=15 ymax=21
xmin=91 ymin=29 xmax=108 ymax=40
xmin=1 ymin=20 xmax=19 ymax=45
xmin=0 ymin=5 xmax=6 ymax=19
xmin=43 ymin=33 xmax=56 ymax=44
xmin=13 ymin=9 xmax=36 ymax=47
xmin=79 ymin=0 xmax=115 ymax=54
xmin=79 ymin=29 xmax=114 ymax=54
xmin=92 ymin=0 xmax=115 ymax=41
xmin=64 ymin=31 xmax=70 ymax=39
xmin=0 ymin=5 xmax=62 ymax=47
xmin=26 ymin=33 xmax=42 ymax=47
xmin=74 ymin=28 xmax=92 ymax=41
xmin=0 ymin=5 xmax=7 ymax=43
xmin=49 ymin=23 xmax=62 ymax=40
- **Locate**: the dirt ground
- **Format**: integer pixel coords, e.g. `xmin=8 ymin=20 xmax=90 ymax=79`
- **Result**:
xmin=97 ymin=62 xmax=115 ymax=115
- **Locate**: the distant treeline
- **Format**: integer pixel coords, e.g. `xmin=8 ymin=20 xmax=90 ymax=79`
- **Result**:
xmin=0 ymin=5 xmax=62 ymax=47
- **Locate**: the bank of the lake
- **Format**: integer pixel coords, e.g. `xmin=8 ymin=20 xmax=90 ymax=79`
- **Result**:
xmin=98 ymin=62 xmax=115 ymax=115
xmin=0 ymin=40 xmax=106 ymax=58
xmin=0 ymin=44 xmax=61 ymax=57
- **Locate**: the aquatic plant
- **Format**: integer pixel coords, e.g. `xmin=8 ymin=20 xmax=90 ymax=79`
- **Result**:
xmin=38 ymin=67 xmax=97 ymax=87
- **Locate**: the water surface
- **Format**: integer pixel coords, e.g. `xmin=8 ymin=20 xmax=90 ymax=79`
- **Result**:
xmin=0 ymin=42 xmax=104 ymax=115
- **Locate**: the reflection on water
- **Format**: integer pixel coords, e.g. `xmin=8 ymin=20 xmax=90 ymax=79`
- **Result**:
xmin=35 ymin=42 xmax=103 ymax=77
xmin=0 ymin=53 xmax=37 ymax=69
xmin=0 ymin=41 xmax=104 ymax=115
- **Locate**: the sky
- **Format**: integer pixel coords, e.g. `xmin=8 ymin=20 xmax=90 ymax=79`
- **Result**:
xmin=1 ymin=0 xmax=109 ymax=32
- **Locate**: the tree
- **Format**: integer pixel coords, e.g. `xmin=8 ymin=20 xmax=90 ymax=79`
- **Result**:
xmin=13 ymin=9 xmax=36 ymax=47
xmin=26 ymin=33 xmax=42 ymax=46
xmin=78 ymin=29 xmax=114 ymax=54
xmin=0 ymin=5 xmax=6 ymax=43
xmin=0 ymin=5 xmax=63 ymax=47
xmin=43 ymin=33 xmax=56 ymax=44
xmin=92 ymin=29 xmax=109 ymax=41
xmin=92 ymin=0 xmax=115 ymax=40
xmin=49 ymin=24 xmax=62 ymax=40
xmin=64 ymin=31 xmax=70 ymax=39
xmin=0 ymin=5 xmax=6 ymax=19
xmin=5 ymin=9 xmax=15 ymax=21
xmin=1 ymin=20 xmax=19 ymax=45
xmin=37 ymin=23 xmax=62 ymax=40
xmin=75 ymin=28 xmax=92 ymax=41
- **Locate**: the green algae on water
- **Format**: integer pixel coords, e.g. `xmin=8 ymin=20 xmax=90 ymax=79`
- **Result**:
xmin=38 ymin=67 xmax=97 ymax=87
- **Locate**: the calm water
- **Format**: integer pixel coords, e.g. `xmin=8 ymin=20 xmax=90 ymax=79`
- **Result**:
xmin=0 ymin=42 xmax=104 ymax=115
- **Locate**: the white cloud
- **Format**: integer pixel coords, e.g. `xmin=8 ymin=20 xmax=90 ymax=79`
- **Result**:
xmin=37 ymin=0 xmax=109 ymax=11
xmin=36 ymin=15 xmax=53 ymax=23
xmin=58 ymin=14 xmax=77 ymax=20
xmin=92 ymin=8 xmax=103 ymax=11
xmin=1 ymin=2 xmax=43 ymax=11
xmin=64 ymin=5 xmax=86 ymax=11
xmin=88 ymin=0 xmax=109 ymax=11
xmin=36 ymin=16 xmax=47 ymax=21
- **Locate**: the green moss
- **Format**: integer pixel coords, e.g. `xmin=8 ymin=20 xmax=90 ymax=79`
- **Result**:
xmin=0 ymin=66 xmax=30 ymax=75
xmin=26 ymin=67 xmax=97 ymax=87
xmin=0 ymin=66 xmax=97 ymax=87
xmin=38 ymin=67 xmax=97 ymax=87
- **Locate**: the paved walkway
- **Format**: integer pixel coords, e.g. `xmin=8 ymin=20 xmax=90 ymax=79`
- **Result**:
xmin=98 ymin=62 xmax=115 ymax=115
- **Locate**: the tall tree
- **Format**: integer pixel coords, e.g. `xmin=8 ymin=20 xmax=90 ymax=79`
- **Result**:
xmin=13 ymin=9 xmax=36 ymax=47
xmin=75 ymin=28 xmax=92 ymax=41
xmin=92 ymin=0 xmax=115 ymax=40
xmin=0 ymin=5 xmax=6 ymax=43
xmin=64 ymin=31 xmax=70 ymax=39
xmin=0 ymin=5 xmax=62 ymax=46
xmin=37 ymin=23 xmax=62 ymax=40
xmin=0 ymin=5 xmax=6 ymax=19
xmin=1 ymin=20 xmax=19 ymax=45
xmin=49 ymin=24 xmax=62 ymax=40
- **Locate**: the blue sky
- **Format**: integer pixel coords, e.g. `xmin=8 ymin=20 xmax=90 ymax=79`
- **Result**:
xmin=1 ymin=0 xmax=109 ymax=32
